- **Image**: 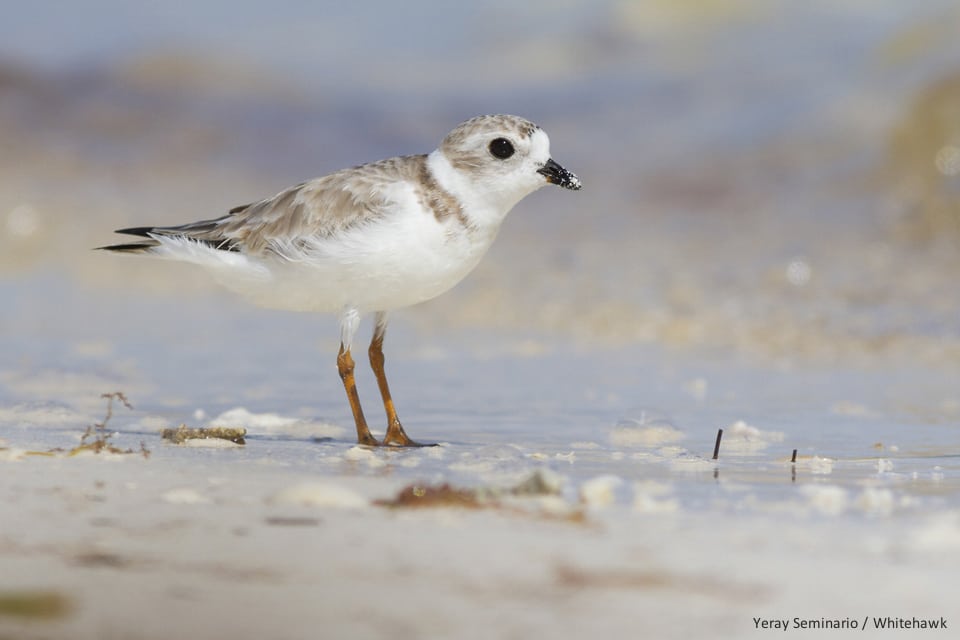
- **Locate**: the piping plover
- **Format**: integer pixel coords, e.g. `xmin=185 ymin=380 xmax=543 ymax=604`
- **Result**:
xmin=100 ymin=114 xmax=581 ymax=446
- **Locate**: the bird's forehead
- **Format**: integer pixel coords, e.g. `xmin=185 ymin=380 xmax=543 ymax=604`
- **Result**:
xmin=444 ymin=114 xmax=541 ymax=148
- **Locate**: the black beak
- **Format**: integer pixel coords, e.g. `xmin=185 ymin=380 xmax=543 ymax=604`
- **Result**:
xmin=537 ymin=158 xmax=582 ymax=191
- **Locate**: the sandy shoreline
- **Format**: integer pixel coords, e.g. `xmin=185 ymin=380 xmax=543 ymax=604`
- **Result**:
xmin=3 ymin=439 xmax=959 ymax=639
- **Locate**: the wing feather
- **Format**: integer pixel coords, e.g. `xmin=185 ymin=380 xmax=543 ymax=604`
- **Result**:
xmin=102 ymin=155 xmax=427 ymax=256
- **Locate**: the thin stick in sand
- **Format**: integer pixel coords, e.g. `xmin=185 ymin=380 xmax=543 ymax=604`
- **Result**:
xmin=712 ymin=428 xmax=723 ymax=460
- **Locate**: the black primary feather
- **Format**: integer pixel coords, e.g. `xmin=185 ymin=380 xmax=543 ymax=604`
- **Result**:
xmin=96 ymin=242 xmax=157 ymax=253
xmin=97 ymin=218 xmax=241 ymax=253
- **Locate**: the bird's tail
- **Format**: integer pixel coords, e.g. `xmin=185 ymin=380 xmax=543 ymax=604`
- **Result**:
xmin=96 ymin=227 xmax=162 ymax=253
xmin=97 ymin=218 xmax=240 ymax=253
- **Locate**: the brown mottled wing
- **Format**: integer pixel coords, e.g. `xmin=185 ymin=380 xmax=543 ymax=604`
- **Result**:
xmin=216 ymin=154 xmax=427 ymax=255
xmin=110 ymin=155 xmax=427 ymax=256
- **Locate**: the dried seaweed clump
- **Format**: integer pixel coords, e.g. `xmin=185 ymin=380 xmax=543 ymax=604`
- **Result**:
xmin=375 ymin=483 xmax=485 ymax=509
xmin=373 ymin=470 xmax=583 ymax=523
xmin=161 ymin=425 xmax=247 ymax=445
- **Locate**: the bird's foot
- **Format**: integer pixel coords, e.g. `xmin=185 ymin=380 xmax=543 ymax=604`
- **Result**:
xmin=381 ymin=421 xmax=436 ymax=447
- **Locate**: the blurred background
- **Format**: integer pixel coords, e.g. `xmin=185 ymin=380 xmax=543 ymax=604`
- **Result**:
xmin=4 ymin=6 xmax=960 ymax=636
xmin=2 ymin=0 xmax=960 ymax=415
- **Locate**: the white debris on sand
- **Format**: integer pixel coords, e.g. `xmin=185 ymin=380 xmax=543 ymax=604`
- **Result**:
xmin=212 ymin=407 xmax=344 ymax=439
xmin=579 ymin=475 xmax=623 ymax=506
xmin=342 ymin=445 xmax=388 ymax=469
xmin=610 ymin=416 xmax=686 ymax=447
xmin=719 ymin=420 xmax=785 ymax=453
xmin=807 ymin=455 xmax=835 ymax=474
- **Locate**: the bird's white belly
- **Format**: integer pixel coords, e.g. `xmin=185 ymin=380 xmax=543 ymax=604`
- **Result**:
xmin=203 ymin=212 xmax=496 ymax=314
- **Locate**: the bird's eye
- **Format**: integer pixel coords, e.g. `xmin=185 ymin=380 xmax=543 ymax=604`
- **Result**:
xmin=488 ymin=137 xmax=515 ymax=159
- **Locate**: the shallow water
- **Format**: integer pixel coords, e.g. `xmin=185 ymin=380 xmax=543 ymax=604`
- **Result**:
xmin=4 ymin=273 xmax=958 ymax=514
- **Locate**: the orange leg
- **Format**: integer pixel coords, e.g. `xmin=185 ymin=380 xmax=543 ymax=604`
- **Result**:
xmin=368 ymin=313 xmax=427 ymax=447
xmin=337 ymin=343 xmax=379 ymax=446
